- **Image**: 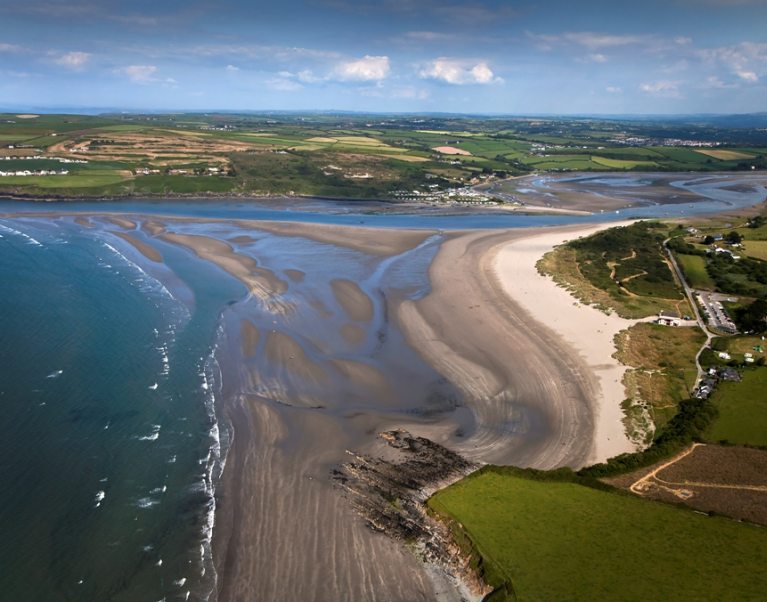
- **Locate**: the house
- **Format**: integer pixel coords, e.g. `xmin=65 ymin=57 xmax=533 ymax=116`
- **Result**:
xmin=657 ymin=310 xmax=681 ymax=327
xmin=718 ymin=351 xmax=731 ymax=360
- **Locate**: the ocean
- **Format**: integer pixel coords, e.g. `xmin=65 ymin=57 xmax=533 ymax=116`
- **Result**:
xmin=0 ymin=217 xmax=243 ymax=601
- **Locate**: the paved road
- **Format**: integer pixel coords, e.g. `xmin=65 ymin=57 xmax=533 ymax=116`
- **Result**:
xmin=664 ymin=239 xmax=713 ymax=389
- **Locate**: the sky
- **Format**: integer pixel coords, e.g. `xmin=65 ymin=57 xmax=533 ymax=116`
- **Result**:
xmin=1 ymin=0 xmax=766 ymax=114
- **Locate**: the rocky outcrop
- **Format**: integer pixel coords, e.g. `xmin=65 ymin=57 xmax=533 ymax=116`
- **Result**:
xmin=332 ymin=430 xmax=492 ymax=599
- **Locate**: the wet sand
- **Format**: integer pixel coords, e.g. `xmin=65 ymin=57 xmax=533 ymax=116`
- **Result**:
xmin=331 ymin=278 xmax=374 ymax=322
xmin=103 ymin=215 xmax=137 ymax=230
xmin=244 ymin=220 xmax=433 ymax=256
xmin=111 ymin=231 xmax=163 ymax=263
xmin=63 ymin=213 xmax=635 ymax=600
xmin=159 ymin=231 xmax=288 ymax=302
xmin=497 ymin=172 xmax=767 ymax=213
xmin=398 ymin=229 xmax=599 ymax=468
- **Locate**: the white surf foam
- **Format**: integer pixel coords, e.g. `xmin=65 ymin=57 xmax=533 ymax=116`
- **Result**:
xmin=136 ymin=497 xmax=159 ymax=509
xmin=138 ymin=424 xmax=161 ymax=441
xmin=0 ymin=222 xmax=43 ymax=246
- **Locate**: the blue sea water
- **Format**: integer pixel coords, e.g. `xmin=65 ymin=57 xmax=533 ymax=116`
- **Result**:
xmin=0 ymin=218 xmax=243 ymax=601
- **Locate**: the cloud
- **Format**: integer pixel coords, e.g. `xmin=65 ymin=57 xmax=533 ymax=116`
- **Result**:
xmin=699 ymin=41 xmax=767 ymax=83
xmin=318 ymin=1 xmax=515 ymax=25
xmin=403 ymin=31 xmax=459 ymax=43
xmin=588 ymin=53 xmax=608 ymax=63
xmin=639 ymin=80 xmax=682 ymax=97
xmin=736 ymin=70 xmax=758 ymax=81
xmin=266 ymin=77 xmax=303 ymax=91
xmin=333 ymin=55 xmax=390 ymax=81
xmin=418 ymin=58 xmax=501 ymax=85
xmin=703 ymin=75 xmax=738 ymax=88
xmin=117 ymin=64 xmax=158 ymax=83
xmin=0 ymin=42 xmax=22 ymax=52
xmin=112 ymin=14 xmax=160 ymax=27
xmin=530 ymin=31 xmax=653 ymax=50
xmin=606 ymin=86 xmax=623 ymax=93
xmin=225 ymin=64 xmax=240 ymax=72
xmin=52 ymin=51 xmax=91 ymax=70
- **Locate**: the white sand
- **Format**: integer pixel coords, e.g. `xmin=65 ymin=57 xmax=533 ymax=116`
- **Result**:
xmin=493 ymin=222 xmax=639 ymax=463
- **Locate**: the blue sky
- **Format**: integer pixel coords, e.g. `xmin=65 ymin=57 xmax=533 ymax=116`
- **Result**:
xmin=1 ymin=0 xmax=766 ymax=114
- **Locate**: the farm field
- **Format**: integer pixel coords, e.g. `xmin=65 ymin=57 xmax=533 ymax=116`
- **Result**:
xmin=705 ymin=367 xmax=767 ymax=446
xmin=676 ymin=253 xmax=716 ymax=289
xmin=429 ymin=468 xmax=767 ymax=601
xmin=743 ymin=240 xmax=767 ymax=261
xmin=607 ymin=443 xmax=767 ymax=525
xmin=0 ymin=112 xmax=765 ymax=199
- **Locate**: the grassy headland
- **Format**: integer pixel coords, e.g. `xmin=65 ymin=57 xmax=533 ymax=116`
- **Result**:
xmin=429 ymin=467 xmax=767 ymax=601
xmin=538 ymin=221 xmax=688 ymax=318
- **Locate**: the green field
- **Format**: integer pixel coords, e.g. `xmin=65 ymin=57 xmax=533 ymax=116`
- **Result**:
xmin=0 ymin=112 xmax=764 ymax=199
xmin=429 ymin=468 xmax=767 ymax=601
xmin=705 ymin=367 xmax=767 ymax=446
xmin=676 ymin=253 xmax=716 ymax=289
xmin=0 ymin=174 xmax=127 ymax=188
xmin=591 ymin=156 xmax=657 ymax=169
xmin=743 ymin=240 xmax=767 ymax=261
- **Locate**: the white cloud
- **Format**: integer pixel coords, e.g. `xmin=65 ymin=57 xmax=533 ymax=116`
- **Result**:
xmin=418 ymin=58 xmax=501 ymax=85
xmin=403 ymin=30 xmax=459 ymax=42
xmin=530 ymin=31 xmax=653 ymax=50
xmin=266 ymin=77 xmax=303 ymax=91
xmin=736 ymin=69 xmax=758 ymax=81
xmin=606 ymin=86 xmax=623 ymax=94
xmin=333 ymin=55 xmax=390 ymax=81
xmin=0 ymin=42 xmax=22 ymax=52
xmin=225 ymin=64 xmax=239 ymax=72
xmin=703 ymin=75 xmax=738 ymax=89
xmin=699 ymin=41 xmax=767 ymax=82
xmin=52 ymin=51 xmax=91 ymax=70
xmin=588 ymin=53 xmax=608 ymax=63
xmin=117 ymin=64 xmax=158 ymax=83
xmin=639 ymin=80 xmax=682 ymax=97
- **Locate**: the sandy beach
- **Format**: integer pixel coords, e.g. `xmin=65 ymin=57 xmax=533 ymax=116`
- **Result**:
xmin=70 ymin=213 xmax=638 ymax=600
xmin=493 ymin=223 xmax=638 ymax=462
xmin=397 ymin=226 xmax=632 ymax=469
